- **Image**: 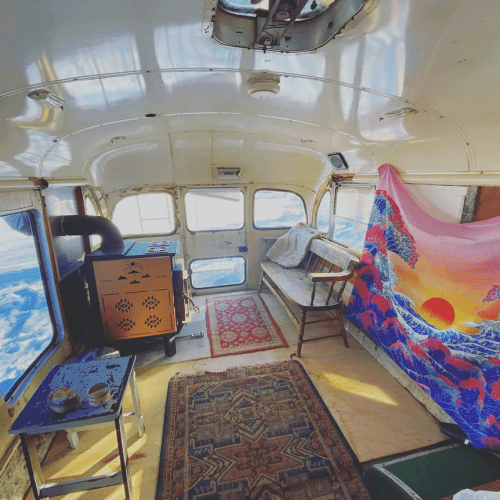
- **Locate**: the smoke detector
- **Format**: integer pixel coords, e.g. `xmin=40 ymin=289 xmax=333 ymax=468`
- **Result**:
xmin=248 ymin=73 xmax=280 ymax=99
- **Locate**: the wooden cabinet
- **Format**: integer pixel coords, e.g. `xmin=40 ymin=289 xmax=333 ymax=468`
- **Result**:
xmin=92 ymin=256 xmax=177 ymax=341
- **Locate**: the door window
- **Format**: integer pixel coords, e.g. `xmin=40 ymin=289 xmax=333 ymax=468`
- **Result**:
xmin=190 ymin=256 xmax=246 ymax=288
xmin=185 ymin=188 xmax=244 ymax=232
xmin=253 ymin=190 xmax=307 ymax=229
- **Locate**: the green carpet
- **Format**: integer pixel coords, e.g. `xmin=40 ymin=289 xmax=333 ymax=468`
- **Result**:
xmin=364 ymin=444 xmax=500 ymax=500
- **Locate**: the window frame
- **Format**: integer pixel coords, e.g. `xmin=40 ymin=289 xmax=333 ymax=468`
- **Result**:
xmin=0 ymin=208 xmax=64 ymax=403
xmin=330 ymin=183 xmax=376 ymax=251
xmin=111 ymin=191 xmax=177 ymax=238
xmin=189 ymin=255 xmax=247 ymax=289
xmin=252 ymin=188 xmax=307 ymax=230
xmin=313 ymin=188 xmax=332 ymax=233
xmin=184 ymin=188 xmax=246 ymax=233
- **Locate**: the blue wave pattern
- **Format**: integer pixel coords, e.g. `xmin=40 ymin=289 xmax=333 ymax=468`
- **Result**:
xmin=347 ymin=190 xmax=500 ymax=449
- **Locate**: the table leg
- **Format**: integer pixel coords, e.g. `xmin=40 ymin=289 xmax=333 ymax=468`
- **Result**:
xmin=115 ymin=409 xmax=133 ymax=500
xmin=66 ymin=430 xmax=79 ymax=449
xmin=20 ymin=434 xmax=45 ymax=500
xmin=129 ymin=370 xmax=145 ymax=437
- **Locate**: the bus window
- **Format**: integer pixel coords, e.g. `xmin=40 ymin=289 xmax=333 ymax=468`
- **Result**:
xmin=84 ymin=196 xmax=102 ymax=249
xmin=185 ymin=189 xmax=244 ymax=232
xmin=253 ymin=190 xmax=306 ymax=229
xmin=332 ymin=185 xmax=375 ymax=251
xmin=112 ymin=193 xmax=176 ymax=237
xmin=315 ymin=190 xmax=331 ymax=233
xmin=0 ymin=212 xmax=59 ymax=400
xmin=190 ymin=256 xmax=246 ymax=288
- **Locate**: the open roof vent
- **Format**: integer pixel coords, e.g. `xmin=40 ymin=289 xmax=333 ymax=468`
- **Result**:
xmin=248 ymin=73 xmax=280 ymax=98
xmin=206 ymin=0 xmax=369 ymax=52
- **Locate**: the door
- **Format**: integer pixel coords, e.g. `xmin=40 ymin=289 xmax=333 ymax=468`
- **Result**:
xmin=181 ymin=187 xmax=247 ymax=293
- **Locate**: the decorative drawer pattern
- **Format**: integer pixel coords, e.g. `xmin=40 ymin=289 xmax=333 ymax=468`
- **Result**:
xmin=93 ymin=257 xmax=176 ymax=340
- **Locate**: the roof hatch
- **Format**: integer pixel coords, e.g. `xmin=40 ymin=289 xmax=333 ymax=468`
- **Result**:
xmin=207 ymin=0 xmax=367 ymax=52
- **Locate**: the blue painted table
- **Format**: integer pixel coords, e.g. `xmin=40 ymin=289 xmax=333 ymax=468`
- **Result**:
xmin=9 ymin=355 xmax=142 ymax=500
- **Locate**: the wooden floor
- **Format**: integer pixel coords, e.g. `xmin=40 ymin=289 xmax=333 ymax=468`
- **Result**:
xmin=27 ymin=290 xmax=447 ymax=500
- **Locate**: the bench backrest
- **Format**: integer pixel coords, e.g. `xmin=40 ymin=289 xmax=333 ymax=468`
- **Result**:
xmin=304 ymin=238 xmax=359 ymax=273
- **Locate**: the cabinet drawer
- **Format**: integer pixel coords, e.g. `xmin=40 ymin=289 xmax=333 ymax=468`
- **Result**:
xmin=93 ymin=257 xmax=172 ymax=295
xmin=100 ymin=289 xmax=176 ymax=339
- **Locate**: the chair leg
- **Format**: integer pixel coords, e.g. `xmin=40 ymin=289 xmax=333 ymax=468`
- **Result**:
xmin=336 ymin=307 xmax=349 ymax=348
xmin=296 ymin=310 xmax=308 ymax=358
xmin=258 ymin=270 xmax=265 ymax=293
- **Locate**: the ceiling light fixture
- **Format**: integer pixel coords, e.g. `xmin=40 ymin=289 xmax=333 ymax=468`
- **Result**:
xmin=382 ymin=107 xmax=418 ymax=120
xmin=248 ymin=73 xmax=280 ymax=99
xmin=28 ymin=89 xmax=65 ymax=110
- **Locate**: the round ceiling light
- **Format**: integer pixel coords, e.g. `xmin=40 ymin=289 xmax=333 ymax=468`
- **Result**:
xmin=248 ymin=73 xmax=280 ymax=99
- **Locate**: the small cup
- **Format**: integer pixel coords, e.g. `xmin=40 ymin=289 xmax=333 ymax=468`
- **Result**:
xmin=87 ymin=382 xmax=111 ymax=407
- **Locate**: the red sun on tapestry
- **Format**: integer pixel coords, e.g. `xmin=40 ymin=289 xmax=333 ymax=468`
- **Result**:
xmin=420 ymin=297 xmax=455 ymax=329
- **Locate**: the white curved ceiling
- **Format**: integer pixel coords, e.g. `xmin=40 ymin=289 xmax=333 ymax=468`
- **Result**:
xmin=0 ymin=0 xmax=499 ymax=191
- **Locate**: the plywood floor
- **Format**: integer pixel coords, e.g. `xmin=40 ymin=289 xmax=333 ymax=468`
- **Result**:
xmin=27 ymin=291 xmax=447 ymax=500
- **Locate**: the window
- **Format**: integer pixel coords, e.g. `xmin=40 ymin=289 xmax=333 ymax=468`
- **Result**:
xmin=185 ymin=189 xmax=244 ymax=232
xmin=253 ymin=190 xmax=307 ymax=229
xmin=0 ymin=212 xmax=58 ymax=400
xmin=315 ymin=191 xmax=331 ymax=233
xmin=190 ymin=257 xmax=246 ymax=288
xmin=331 ymin=185 xmax=376 ymax=252
xmin=112 ymin=193 xmax=176 ymax=237
xmin=84 ymin=196 xmax=102 ymax=250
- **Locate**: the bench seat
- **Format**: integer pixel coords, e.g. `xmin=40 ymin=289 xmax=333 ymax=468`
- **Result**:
xmin=259 ymin=238 xmax=359 ymax=357
xmin=260 ymin=261 xmax=343 ymax=311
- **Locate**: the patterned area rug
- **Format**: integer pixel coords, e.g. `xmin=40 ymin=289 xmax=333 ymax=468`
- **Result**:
xmin=156 ymin=360 xmax=371 ymax=500
xmin=205 ymin=294 xmax=288 ymax=357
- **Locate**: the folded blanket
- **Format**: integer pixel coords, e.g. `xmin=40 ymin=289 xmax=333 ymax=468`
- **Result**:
xmin=266 ymin=223 xmax=321 ymax=268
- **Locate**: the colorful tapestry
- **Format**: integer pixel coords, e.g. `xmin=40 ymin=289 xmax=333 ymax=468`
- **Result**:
xmin=346 ymin=164 xmax=500 ymax=449
xmin=155 ymin=361 xmax=371 ymax=500
xmin=206 ymin=294 xmax=288 ymax=357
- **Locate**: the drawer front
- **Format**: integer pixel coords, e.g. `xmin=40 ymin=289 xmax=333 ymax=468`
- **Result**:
xmin=93 ymin=257 xmax=172 ymax=295
xmin=101 ymin=289 xmax=176 ymax=339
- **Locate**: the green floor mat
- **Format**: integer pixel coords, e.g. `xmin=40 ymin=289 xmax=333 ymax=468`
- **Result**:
xmin=364 ymin=444 xmax=500 ymax=500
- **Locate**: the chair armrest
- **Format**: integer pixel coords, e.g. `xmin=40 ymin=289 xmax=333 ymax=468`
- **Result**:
xmin=308 ymin=266 xmax=355 ymax=283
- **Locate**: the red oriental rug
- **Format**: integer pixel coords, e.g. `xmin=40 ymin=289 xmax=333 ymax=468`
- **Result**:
xmin=155 ymin=361 xmax=371 ymax=500
xmin=205 ymin=294 xmax=288 ymax=358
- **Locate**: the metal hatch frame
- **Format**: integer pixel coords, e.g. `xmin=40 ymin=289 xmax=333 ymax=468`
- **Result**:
xmin=204 ymin=0 xmax=368 ymax=52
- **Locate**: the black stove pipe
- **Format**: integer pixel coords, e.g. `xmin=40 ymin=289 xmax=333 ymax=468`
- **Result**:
xmin=59 ymin=215 xmax=124 ymax=253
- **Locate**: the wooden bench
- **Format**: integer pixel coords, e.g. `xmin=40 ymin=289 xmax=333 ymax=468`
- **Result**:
xmin=259 ymin=238 xmax=359 ymax=357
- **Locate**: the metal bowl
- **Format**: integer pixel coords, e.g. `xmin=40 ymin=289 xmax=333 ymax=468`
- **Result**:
xmin=47 ymin=386 xmax=79 ymax=414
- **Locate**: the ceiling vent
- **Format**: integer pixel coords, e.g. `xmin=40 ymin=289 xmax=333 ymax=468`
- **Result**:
xmin=248 ymin=73 xmax=280 ymax=98
xmin=216 ymin=167 xmax=241 ymax=180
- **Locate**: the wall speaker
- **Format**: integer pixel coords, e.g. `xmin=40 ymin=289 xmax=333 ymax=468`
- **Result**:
xmin=328 ymin=153 xmax=348 ymax=170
